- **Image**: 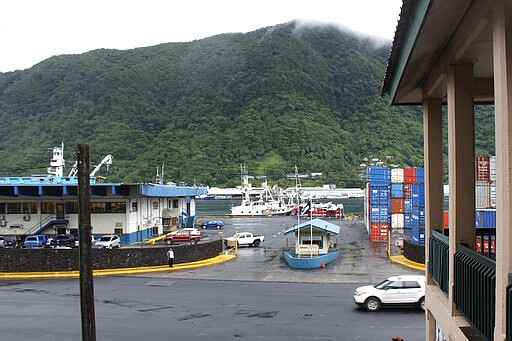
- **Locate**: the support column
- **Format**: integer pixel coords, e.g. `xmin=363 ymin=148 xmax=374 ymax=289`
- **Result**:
xmin=423 ymin=97 xmax=444 ymax=341
xmin=493 ymin=1 xmax=512 ymax=339
xmin=447 ymin=63 xmax=475 ymax=316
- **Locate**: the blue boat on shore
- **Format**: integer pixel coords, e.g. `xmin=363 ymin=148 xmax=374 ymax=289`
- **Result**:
xmin=283 ymin=218 xmax=340 ymax=269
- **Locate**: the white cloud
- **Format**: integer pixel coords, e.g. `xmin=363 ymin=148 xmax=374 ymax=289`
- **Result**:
xmin=0 ymin=0 xmax=401 ymax=72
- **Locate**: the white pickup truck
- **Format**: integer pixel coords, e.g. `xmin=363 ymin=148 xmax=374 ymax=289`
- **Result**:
xmin=224 ymin=232 xmax=265 ymax=248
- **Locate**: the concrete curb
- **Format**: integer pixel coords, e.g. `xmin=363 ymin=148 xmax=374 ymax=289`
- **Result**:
xmin=389 ymin=255 xmax=425 ymax=271
xmin=0 ymin=254 xmax=236 ymax=280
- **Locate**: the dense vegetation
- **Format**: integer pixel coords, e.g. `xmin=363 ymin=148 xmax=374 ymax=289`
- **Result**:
xmin=0 ymin=21 xmax=495 ymax=188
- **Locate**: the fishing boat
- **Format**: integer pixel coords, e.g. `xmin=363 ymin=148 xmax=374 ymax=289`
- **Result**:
xmin=290 ymin=201 xmax=345 ymax=218
xmin=230 ymin=165 xmax=293 ymax=216
xmin=283 ymin=218 xmax=340 ymax=269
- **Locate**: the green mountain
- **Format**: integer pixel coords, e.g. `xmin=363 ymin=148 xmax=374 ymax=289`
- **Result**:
xmin=0 ymin=21 xmax=494 ymax=187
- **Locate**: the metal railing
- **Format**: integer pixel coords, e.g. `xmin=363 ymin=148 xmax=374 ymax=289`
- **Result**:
xmin=429 ymin=230 xmax=449 ymax=295
xmin=454 ymin=243 xmax=496 ymax=341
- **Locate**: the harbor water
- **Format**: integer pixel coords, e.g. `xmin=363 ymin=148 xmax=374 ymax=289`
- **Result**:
xmin=195 ymin=197 xmax=364 ymax=217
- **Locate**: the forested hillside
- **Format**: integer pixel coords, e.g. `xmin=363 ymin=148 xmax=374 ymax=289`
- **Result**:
xmin=0 ymin=21 xmax=495 ymax=187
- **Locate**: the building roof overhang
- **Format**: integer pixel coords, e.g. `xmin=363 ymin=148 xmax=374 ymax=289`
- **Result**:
xmin=381 ymin=0 xmax=494 ymax=105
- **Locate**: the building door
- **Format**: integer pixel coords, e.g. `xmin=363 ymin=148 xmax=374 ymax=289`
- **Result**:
xmin=56 ymin=203 xmax=65 ymax=220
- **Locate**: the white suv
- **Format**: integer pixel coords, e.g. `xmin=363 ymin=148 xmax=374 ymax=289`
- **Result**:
xmin=353 ymin=275 xmax=425 ymax=312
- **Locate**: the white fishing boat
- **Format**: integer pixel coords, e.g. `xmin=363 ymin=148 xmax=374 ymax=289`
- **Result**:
xmin=229 ymin=165 xmax=293 ymax=216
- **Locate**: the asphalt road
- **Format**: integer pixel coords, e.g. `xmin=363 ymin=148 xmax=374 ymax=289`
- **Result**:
xmin=0 ymin=217 xmax=425 ymax=340
xmin=0 ymin=277 xmax=425 ymax=341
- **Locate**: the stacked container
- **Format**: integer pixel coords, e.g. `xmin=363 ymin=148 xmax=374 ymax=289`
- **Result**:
xmin=411 ymin=184 xmax=425 ymax=244
xmin=365 ymin=166 xmax=425 ymax=244
xmin=365 ymin=167 xmax=390 ymax=242
xmin=475 ymin=156 xmax=496 ymax=209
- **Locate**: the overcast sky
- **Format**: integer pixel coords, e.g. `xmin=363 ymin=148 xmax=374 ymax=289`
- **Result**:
xmin=0 ymin=0 xmax=402 ymax=73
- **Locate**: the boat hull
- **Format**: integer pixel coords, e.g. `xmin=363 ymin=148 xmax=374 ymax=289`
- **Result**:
xmin=283 ymin=250 xmax=339 ymax=269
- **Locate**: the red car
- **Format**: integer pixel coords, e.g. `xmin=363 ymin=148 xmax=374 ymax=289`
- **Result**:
xmin=164 ymin=231 xmax=202 ymax=245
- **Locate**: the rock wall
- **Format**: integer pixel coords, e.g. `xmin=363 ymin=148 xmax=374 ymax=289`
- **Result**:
xmin=403 ymin=239 xmax=425 ymax=264
xmin=0 ymin=239 xmax=223 ymax=272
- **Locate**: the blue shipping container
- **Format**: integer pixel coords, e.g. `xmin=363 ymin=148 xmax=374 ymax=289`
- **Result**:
xmin=412 ymin=206 xmax=425 ymax=229
xmin=416 ymin=168 xmax=425 ymax=183
xmin=391 ymin=183 xmax=404 ymax=198
xmin=403 ymin=198 xmax=412 ymax=213
xmin=404 ymin=213 xmax=413 ymax=229
xmin=475 ymin=209 xmax=496 ymax=228
xmin=412 ymin=184 xmax=425 ymax=206
xmin=369 ymin=185 xmax=389 ymax=205
xmin=370 ymin=205 xmax=389 ymax=223
xmin=412 ymin=226 xmax=425 ymax=245
xmin=367 ymin=166 xmax=390 ymax=186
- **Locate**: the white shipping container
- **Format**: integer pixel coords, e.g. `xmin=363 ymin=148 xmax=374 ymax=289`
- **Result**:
xmin=475 ymin=181 xmax=490 ymax=209
xmin=490 ymin=156 xmax=496 ymax=182
xmin=391 ymin=213 xmax=404 ymax=228
xmin=391 ymin=168 xmax=404 ymax=183
xmin=490 ymin=183 xmax=496 ymax=208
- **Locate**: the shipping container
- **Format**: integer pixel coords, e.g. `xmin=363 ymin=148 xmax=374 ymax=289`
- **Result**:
xmin=490 ymin=156 xmax=496 ymax=182
xmin=490 ymin=183 xmax=496 ymax=208
xmin=369 ymin=204 xmax=389 ymax=223
xmin=391 ymin=198 xmax=404 ymax=213
xmin=370 ymin=222 xmax=388 ymax=242
xmin=403 ymin=183 xmax=413 ymax=198
xmin=412 ymin=206 xmax=425 ymax=228
xmin=403 ymin=198 xmax=412 ymax=213
xmin=391 ymin=213 xmax=404 ymax=228
xmin=369 ymin=185 xmax=389 ymax=205
xmin=391 ymin=168 xmax=404 ymax=183
xmin=391 ymin=183 xmax=404 ymax=198
xmin=475 ymin=209 xmax=496 ymax=228
xmin=367 ymin=166 xmax=390 ymax=185
xmin=403 ymin=168 xmax=417 ymax=183
xmin=475 ymin=156 xmax=490 ymax=182
xmin=444 ymin=211 xmax=449 ymax=229
xmin=412 ymin=226 xmax=425 ymax=245
xmin=475 ymin=181 xmax=490 ymax=209
xmin=475 ymin=235 xmax=495 ymax=254
xmin=416 ymin=168 xmax=425 ymax=183
xmin=404 ymin=213 xmax=413 ymax=229
xmin=412 ymin=184 xmax=425 ymax=206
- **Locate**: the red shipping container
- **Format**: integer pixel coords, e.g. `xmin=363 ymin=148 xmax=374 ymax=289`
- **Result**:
xmin=403 ymin=168 xmax=417 ymax=183
xmin=444 ymin=211 xmax=449 ymax=229
xmin=370 ymin=223 xmax=388 ymax=242
xmin=403 ymin=183 xmax=413 ymax=198
xmin=391 ymin=198 xmax=404 ymax=213
xmin=475 ymin=157 xmax=490 ymax=182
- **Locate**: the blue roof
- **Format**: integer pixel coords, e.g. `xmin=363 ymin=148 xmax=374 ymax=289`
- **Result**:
xmin=283 ymin=218 xmax=340 ymax=236
xmin=139 ymin=184 xmax=207 ymax=197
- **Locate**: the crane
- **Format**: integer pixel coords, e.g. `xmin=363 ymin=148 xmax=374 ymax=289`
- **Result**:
xmin=89 ymin=155 xmax=113 ymax=177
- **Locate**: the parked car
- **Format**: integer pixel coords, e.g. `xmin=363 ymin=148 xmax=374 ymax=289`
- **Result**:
xmin=74 ymin=235 xmax=97 ymax=247
xmin=170 ymin=228 xmax=201 ymax=236
xmin=24 ymin=235 xmax=49 ymax=248
xmin=164 ymin=230 xmax=202 ymax=245
xmin=224 ymin=232 xmax=264 ymax=248
xmin=93 ymin=234 xmax=121 ymax=249
xmin=201 ymin=220 xmax=224 ymax=229
xmin=353 ymin=275 xmax=426 ymax=312
xmin=0 ymin=235 xmax=21 ymax=248
xmin=49 ymin=235 xmax=76 ymax=248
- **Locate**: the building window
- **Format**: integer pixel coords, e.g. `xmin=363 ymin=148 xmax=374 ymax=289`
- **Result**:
xmin=6 ymin=203 xmax=21 ymax=214
xmin=172 ymin=199 xmax=178 ymax=208
xmin=131 ymin=201 xmax=137 ymax=212
xmin=41 ymin=202 xmax=55 ymax=214
xmin=66 ymin=202 xmax=78 ymax=214
xmin=91 ymin=202 xmax=126 ymax=213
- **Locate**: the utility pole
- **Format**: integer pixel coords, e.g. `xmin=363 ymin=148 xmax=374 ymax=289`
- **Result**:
xmin=77 ymin=144 xmax=96 ymax=341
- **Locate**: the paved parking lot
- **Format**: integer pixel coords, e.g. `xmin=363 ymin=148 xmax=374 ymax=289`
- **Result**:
xmin=149 ymin=217 xmax=422 ymax=284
